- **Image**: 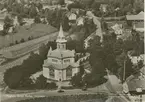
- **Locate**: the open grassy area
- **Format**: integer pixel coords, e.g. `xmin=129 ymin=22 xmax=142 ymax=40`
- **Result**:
xmin=0 ymin=24 xmax=57 ymax=49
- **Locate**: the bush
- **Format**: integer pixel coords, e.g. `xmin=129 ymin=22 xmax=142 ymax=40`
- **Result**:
xmin=19 ymin=77 xmax=34 ymax=89
xmin=71 ymin=73 xmax=83 ymax=88
xmin=15 ymin=40 xmax=19 ymax=44
xmin=20 ymin=38 xmax=25 ymax=43
xmin=35 ymin=75 xmax=47 ymax=89
xmin=46 ymin=82 xmax=57 ymax=89
xmin=83 ymin=73 xmax=107 ymax=88
xmin=9 ymin=43 xmax=14 ymax=46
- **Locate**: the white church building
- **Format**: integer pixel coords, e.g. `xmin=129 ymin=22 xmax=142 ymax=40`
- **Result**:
xmin=43 ymin=25 xmax=80 ymax=81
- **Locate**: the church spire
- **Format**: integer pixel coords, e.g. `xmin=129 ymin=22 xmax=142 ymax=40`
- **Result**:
xmin=56 ymin=25 xmax=67 ymax=50
xmin=47 ymin=46 xmax=52 ymax=56
xmin=56 ymin=25 xmax=67 ymax=43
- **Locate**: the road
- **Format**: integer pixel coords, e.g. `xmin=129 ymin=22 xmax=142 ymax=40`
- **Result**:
xmin=1 ymin=83 xmax=110 ymax=102
xmin=85 ymin=11 xmax=103 ymax=48
xmin=0 ymin=80 xmax=134 ymax=102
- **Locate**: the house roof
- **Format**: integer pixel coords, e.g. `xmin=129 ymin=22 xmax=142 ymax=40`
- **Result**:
xmin=43 ymin=61 xmax=79 ymax=70
xmin=134 ymin=22 xmax=144 ymax=28
xmin=126 ymin=67 xmax=145 ymax=92
xmin=67 ymin=13 xmax=77 ymax=20
xmin=126 ymin=11 xmax=144 ymax=21
xmin=47 ymin=49 xmax=75 ymax=59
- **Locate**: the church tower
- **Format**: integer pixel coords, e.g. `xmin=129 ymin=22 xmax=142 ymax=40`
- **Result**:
xmin=56 ymin=25 xmax=67 ymax=50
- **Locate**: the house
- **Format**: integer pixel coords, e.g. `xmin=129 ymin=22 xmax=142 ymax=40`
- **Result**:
xmin=111 ymin=23 xmax=123 ymax=35
xmin=0 ymin=23 xmax=3 ymax=31
xmin=43 ymin=25 xmax=80 ymax=82
xmin=111 ymin=23 xmax=123 ymax=39
xmin=126 ymin=66 xmax=145 ymax=95
xmin=128 ymin=52 xmax=144 ymax=65
xmin=133 ymin=21 xmax=144 ymax=32
xmin=126 ymin=11 xmax=144 ymax=21
xmin=65 ymin=0 xmax=73 ymax=5
xmin=13 ymin=16 xmax=20 ymax=27
xmin=66 ymin=12 xmax=77 ymax=25
xmin=99 ymin=4 xmax=108 ymax=13
xmin=126 ymin=11 xmax=144 ymax=32
xmin=76 ymin=16 xmax=84 ymax=26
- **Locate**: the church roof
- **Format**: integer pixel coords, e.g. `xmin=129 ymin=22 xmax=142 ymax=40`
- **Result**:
xmin=43 ymin=61 xmax=79 ymax=70
xmin=47 ymin=49 xmax=75 ymax=59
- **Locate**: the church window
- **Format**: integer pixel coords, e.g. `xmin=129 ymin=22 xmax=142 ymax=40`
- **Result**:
xmin=49 ymin=68 xmax=54 ymax=78
xmin=52 ymin=59 xmax=58 ymax=63
xmin=63 ymin=44 xmax=65 ymax=49
xmin=66 ymin=68 xmax=72 ymax=78
xmin=64 ymin=59 xmax=70 ymax=63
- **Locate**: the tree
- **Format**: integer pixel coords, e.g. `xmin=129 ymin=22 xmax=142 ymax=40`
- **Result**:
xmin=113 ymin=39 xmax=124 ymax=55
xmin=59 ymin=0 xmax=65 ymax=5
xmin=80 ymin=0 xmax=94 ymax=8
xmin=39 ymin=43 xmax=49 ymax=60
xmin=46 ymin=82 xmax=57 ymax=89
xmin=20 ymin=38 xmax=25 ymax=43
xmin=133 ymin=0 xmax=144 ymax=13
xmin=21 ymin=53 xmax=43 ymax=78
xmin=67 ymin=2 xmax=84 ymax=11
xmin=71 ymin=73 xmax=83 ymax=87
xmin=62 ymin=14 xmax=70 ymax=31
xmin=91 ymin=1 xmax=101 ymax=11
xmin=3 ymin=15 xmax=13 ymax=34
xmin=19 ymin=77 xmax=34 ymax=89
xmin=34 ymin=16 xmax=41 ymax=23
xmin=83 ymin=73 xmax=107 ymax=87
xmin=116 ymin=52 xmax=133 ymax=81
xmin=29 ymin=5 xmax=38 ymax=18
xmin=35 ymin=75 xmax=47 ymax=89
xmin=36 ymin=3 xmax=43 ymax=11
xmin=4 ymin=66 xmax=23 ymax=89
xmin=67 ymin=40 xmax=76 ymax=50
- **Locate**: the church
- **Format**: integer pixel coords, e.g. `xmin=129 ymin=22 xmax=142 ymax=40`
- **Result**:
xmin=43 ymin=25 xmax=80 ymax=81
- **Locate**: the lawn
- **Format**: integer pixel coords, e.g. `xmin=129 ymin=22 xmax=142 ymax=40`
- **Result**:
xmin=0 ymin=24 xmax=57 ymax=49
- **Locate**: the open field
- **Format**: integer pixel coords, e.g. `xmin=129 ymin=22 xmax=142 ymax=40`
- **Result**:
xmin=0 ymin=24 xmax=57 ymax=49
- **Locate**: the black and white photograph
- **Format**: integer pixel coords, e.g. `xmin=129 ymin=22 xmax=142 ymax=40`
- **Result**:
xmin=0 ymin=0 xmax=144 ymax=102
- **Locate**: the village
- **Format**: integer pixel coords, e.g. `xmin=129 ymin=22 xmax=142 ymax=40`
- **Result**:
xmin=0 ymin=0 xmax=144 ymax=102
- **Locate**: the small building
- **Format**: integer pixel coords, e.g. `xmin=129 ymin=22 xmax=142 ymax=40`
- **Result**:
xmin=126 ymin=11 xmax=144 ymax=21
xmin=128 ymin=51 xmax=144 ymax=65
xmin=111 ymin=23 xmax=123 ymax=35
xmin=126 ymin=11 xmax=144 ymax=32
xmin=0 ymin=23 xmax=3 ymax=31
xmin=111 ymin=23 xmax=123 ymax=39
xmin=66 ymin=12 xmax=77 ymax=25
xmin=76 ymin=16 xmax=84 ymax=26
xmin=99 ymin=4 xmax=108 ymax=13
xmin=126 ymin=66 xmax=145 ymax=95
xmin=133 ymin=21 xmax=144 ymax=32
xmin=43 ymin=25 xmax=80 ymax=82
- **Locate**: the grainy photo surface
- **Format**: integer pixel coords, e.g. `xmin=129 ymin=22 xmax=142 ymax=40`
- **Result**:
xmin=0 ymin=0 xmax=144 ymax=102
